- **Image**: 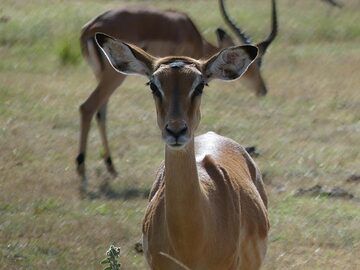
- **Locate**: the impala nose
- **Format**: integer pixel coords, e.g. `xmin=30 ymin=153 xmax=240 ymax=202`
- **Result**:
xmin=165 ymin=123 xmax=188 ymax=139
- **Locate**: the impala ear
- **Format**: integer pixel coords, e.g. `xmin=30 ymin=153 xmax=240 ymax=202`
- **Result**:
xmin=95 ymin=32 xmax=155 ymax=77
xmin=203 ymin=45 xmax=258 ymax=81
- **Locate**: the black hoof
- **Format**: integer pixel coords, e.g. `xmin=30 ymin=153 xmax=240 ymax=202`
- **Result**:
xmin=105 ymin=157 xmax=118 ymax=177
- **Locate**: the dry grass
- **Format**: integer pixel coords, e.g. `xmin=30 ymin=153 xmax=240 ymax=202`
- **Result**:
xmin=0 ymin=0 xmax=359 ymax=269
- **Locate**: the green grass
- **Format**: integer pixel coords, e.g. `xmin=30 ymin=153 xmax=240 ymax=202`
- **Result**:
xmin=56 ymin=38 xmax=81 ymax=66
xmin=0 ymin=0 xmax=359 ymax=269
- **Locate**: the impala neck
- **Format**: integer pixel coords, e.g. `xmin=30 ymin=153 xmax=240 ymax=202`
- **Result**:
xmin=164 ymin=138 xmax=206 ymax=254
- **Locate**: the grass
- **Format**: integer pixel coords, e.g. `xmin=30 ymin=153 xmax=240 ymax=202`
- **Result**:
xmin=56 ymin=38 xmax=81 ymax=66
xmin=0 ymin=0 xmax=359 ymax=269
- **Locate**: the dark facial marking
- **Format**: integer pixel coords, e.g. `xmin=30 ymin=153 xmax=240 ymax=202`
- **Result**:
xmin=192 ymin=82 xmax=205 ymax=98
xmin=148 ymin=81 xmax=162 ymax=98
xmin=168 ymin=61 xmax=185 ymax=69
xmin=169 ymin=79 xmax=182 ymax=117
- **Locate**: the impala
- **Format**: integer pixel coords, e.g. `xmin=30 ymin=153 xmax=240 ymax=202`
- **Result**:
xmin=96 ymin=32 xmax=269 ymax=270
xmin=77 ymin=0 xmax=277 ymax=193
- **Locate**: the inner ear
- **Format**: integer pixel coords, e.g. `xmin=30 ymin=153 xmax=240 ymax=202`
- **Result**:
xmin=203 ymin=45 xmax=258 ymax=81
xmin=239 ymin=46 xmax=258 ymax=61
xmin=95 ymin=32 xmax=155 ymax=76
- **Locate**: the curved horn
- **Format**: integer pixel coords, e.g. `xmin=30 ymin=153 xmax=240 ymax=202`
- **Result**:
xmin=219 ymin=0 xmax=252 ymax=45
xmin=257 ymin=0 xmax=278 ymax=56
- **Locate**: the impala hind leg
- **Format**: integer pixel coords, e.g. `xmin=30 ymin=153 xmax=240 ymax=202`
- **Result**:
xmin=76 ymin=73 xmax=125 ymax=194
xmin=96 ymin=102 xmax=117 ymax=176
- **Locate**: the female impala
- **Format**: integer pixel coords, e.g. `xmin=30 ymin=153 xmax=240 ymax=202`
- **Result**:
xmin=96 ymin=33 xmax=269 ymax=269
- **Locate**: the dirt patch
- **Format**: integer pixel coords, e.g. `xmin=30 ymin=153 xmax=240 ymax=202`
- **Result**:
xmin=346 ymin=174 xmax=360 ymax=183
xmin=0 ymin=15 xmax=11 ymax=23
xmin=294 ymin=184 xmax=355 ymax=200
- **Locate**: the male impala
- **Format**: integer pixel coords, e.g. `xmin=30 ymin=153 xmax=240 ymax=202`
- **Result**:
xmin=96 ymin=33 xmax=269 ymax=269
xmin=77 ymin=0 xmax=277 ymax=193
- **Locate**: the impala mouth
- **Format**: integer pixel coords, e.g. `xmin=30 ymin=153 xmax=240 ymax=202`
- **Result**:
xmin=169 ymin=142 xmax=183 ymax=148
xmin=164 ymin=135 xmax=189 ymax=149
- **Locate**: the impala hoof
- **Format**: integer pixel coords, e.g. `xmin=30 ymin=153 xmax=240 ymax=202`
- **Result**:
xmin=105 ymin=156 xmax=118 ymax=177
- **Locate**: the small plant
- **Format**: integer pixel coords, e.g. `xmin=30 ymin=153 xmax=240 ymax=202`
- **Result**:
xmin=100 ymin=245 xmax=121 ymax=270
xmin=56 ymin=38 xmax=80 ymax=66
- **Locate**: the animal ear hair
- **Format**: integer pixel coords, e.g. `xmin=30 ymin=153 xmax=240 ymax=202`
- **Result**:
xmin=203 ymin=45 xmax=258 ymax=81
xmin=95 ymin=32 xmax=156 ymax=77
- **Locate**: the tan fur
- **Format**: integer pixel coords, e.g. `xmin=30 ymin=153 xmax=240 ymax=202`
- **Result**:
xmin=143 ymin=133 xmax=269 ymax=270
xmin=93 ymin=43 xmax=270 ymax=269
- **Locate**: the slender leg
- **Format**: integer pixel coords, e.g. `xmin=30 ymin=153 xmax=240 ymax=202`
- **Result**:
xmin=77 ymin=86 xmax=104 ymax=194
xmin=96 ymin=102 xmax=117 ymax=176
xmin=76 ymin=72 xmax=125 ymax=194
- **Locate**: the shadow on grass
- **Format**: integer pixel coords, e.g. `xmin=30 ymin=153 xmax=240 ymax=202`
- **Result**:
xmin=84 ymin=183 xmax=150 ymax=201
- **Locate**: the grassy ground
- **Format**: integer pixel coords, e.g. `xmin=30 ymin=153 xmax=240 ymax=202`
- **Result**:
xmin=0 ymin=0 xmax=359 ymax=269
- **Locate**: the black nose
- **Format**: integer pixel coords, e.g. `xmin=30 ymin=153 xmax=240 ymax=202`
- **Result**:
xmin=165 ymin=123 xmax=188 ymax=139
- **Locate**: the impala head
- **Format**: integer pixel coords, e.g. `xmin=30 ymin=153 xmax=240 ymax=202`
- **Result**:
xmin=96 ymin=33 xmax=257 ymax=149
xmin=218 ymin=0 xmax=278 ymax=96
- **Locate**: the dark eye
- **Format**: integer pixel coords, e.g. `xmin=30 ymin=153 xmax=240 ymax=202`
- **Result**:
xmin=193 ymin=82 xmax=204 ymax=97
xmin=149 ymin=82 xmax=161 ymax=98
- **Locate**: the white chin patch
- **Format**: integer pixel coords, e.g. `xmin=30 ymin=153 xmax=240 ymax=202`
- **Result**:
xmin=165 ymin=135 xmax=189 ymax=149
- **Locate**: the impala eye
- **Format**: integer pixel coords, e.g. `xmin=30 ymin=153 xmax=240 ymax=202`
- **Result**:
xmin=193 ymin=82 xmax=205 ymax=97
xmin=148 ymin=82 xmax=161 ymax=98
